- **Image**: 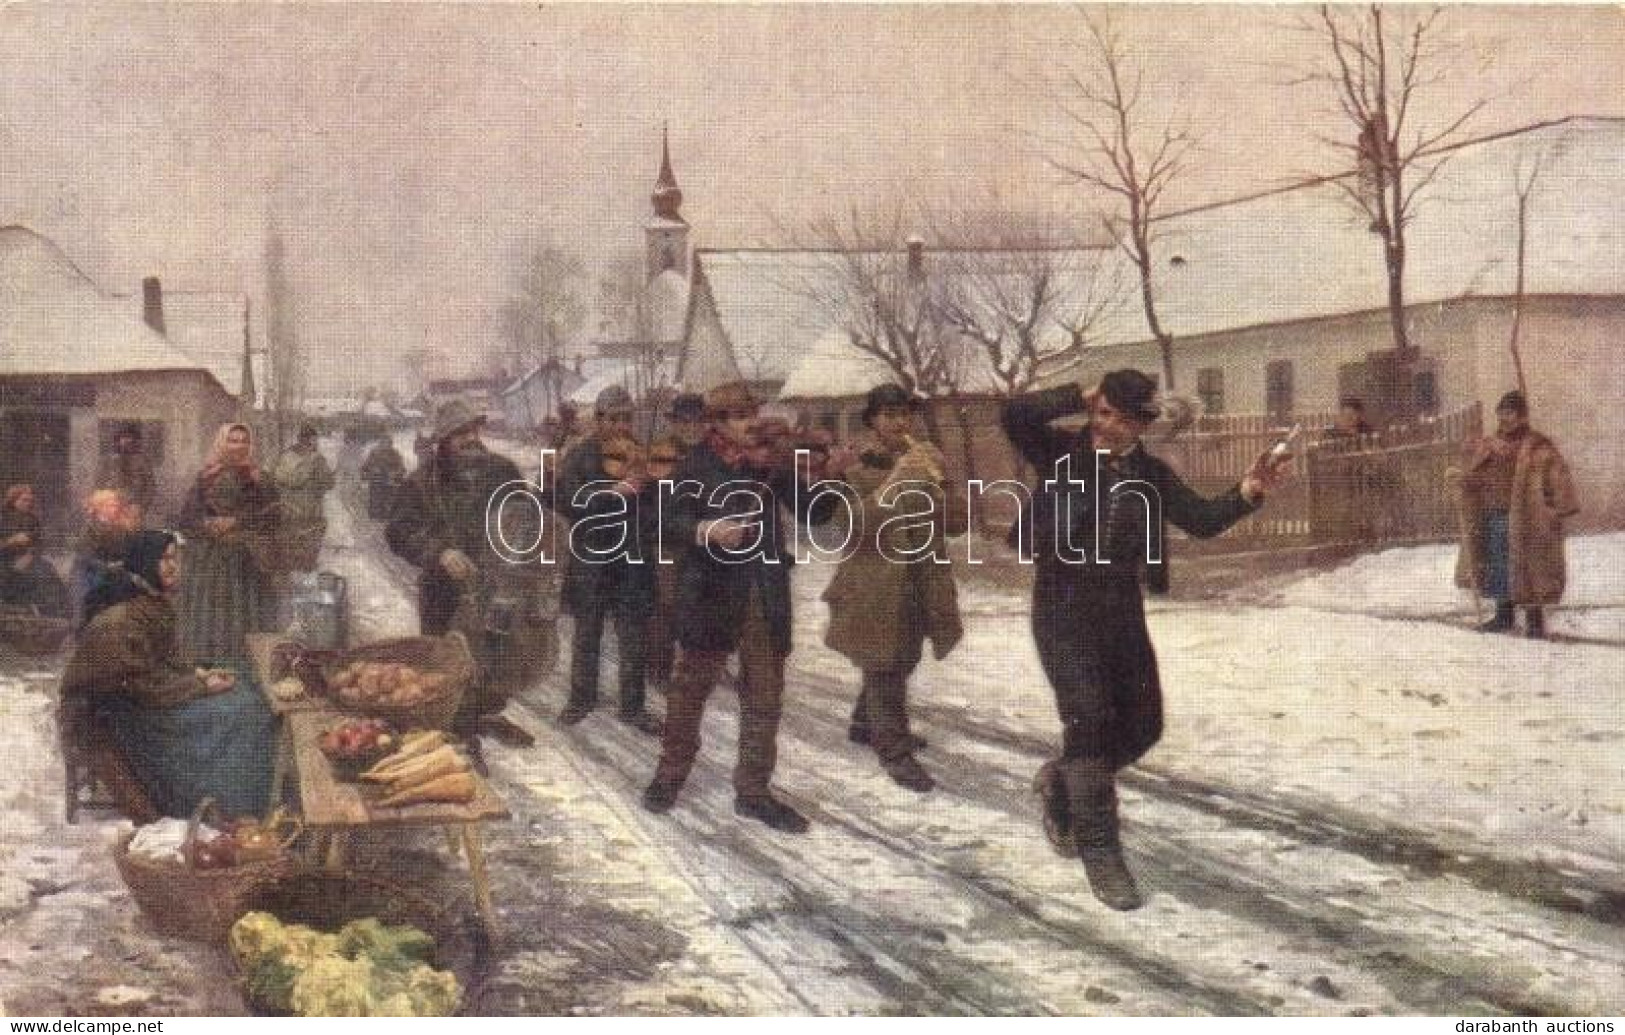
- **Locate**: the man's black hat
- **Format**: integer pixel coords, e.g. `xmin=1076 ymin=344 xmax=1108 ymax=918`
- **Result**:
xmin=668 ymin=392 xmax=705 ymax=422
xmin=1496 ymin=390 xmax=1528 ymax=416
xmin=1099 ymin=369 xmax=1161 ymax=424
xmin=861 ymin=383 xmax=921 ymax=427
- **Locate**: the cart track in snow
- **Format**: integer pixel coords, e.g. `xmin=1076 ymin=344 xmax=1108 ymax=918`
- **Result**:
xmin=337 ymin=456 xmax=1624 ymax=1015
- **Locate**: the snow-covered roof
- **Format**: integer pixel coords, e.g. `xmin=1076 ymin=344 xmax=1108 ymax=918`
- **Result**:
xmin=157 ymin=291 xmax=265 ymax=404
xmin=691 ymin=118 xmax=1624 ymax=401
xmin=566 ymin=355 xmax=678 ymax=406
xmin=1117 ymin=116 xmax=1625 ymax=343
xmin=0 ymin=225 xmax=222 ymax=384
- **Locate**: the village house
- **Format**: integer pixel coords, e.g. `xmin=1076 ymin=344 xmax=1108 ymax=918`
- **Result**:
xmin=0 ymin=225 xmax=240 ymax=532
xmin=670 ymin=117 xmax=1625 ymax=527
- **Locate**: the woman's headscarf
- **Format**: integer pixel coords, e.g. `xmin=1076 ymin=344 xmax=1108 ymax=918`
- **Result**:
xmin=199 ymin=423 xmax=260 ymax=485
xmin=81 ymin=530 xmax=177 ymax=628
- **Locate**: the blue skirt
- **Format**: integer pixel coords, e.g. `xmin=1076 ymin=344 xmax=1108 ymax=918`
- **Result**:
xmin=97 ymin=674 xmax=276 ymax=821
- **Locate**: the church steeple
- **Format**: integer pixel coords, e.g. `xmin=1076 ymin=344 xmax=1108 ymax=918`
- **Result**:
xmin=651 ymin=125 xmax=684 ymax=223
xmin=646 ymin=126 xmax=690 ymax=282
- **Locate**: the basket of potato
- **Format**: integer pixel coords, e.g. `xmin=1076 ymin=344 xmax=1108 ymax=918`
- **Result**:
xmin=318 ymin=633 xmax=475 ymax=730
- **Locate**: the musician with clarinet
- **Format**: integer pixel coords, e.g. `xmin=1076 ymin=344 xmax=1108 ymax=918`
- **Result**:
xmin=554 ymin=385 xmax=664 ymax=735
xmin=823 ymin=384 xmax=965 ymax=792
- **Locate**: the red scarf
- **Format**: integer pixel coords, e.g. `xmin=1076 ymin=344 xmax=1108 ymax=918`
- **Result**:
xmin=706 ymin=428 xmax=750 ymax=470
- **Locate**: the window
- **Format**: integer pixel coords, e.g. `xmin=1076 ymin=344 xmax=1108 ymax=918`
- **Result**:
xmin=98 ymin=420 xmax=167 ymax=467
xmin=1414 ymin=370 xmax=1439 ymax=415
xmin=1196 ymin=368 xmax=1224 ymax=414
xmin=1265 ymin=360 xmax=1294 ymax=421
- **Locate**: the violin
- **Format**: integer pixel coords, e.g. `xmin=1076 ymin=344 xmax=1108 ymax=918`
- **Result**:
xmin=600 ymin=436 xmax=681 ymax=484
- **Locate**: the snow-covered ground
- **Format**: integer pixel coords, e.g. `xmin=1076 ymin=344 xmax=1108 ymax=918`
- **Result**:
xmin=882 ymin=534 xmax=1625 ymax=877
xmin=3 ymin=456 xmax=1621 ymax=1015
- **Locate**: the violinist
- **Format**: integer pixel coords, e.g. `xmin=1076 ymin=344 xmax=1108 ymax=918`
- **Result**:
xmin=641 ymin=383 xmax=847 ymax=833
xmin=553 ymin=385 xmax=663 ymax=735
xmin=645 ymin=393 xmax=706 ymax=690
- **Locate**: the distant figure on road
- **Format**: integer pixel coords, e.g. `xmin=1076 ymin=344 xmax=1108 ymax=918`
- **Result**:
xmin=270 ymin=424 xmax=335 ymax=572
xmin=1456 ymin=390 xmax=1578 ymax=640
xmin=359 ymin=436 xmax=408 ymax=520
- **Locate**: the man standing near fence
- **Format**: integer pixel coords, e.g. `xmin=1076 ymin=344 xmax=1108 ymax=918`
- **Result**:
xmin=1002 ymin=370 xmax=1291 ymax=910
xmin=1455 ymin=390 xmax=1578 ymax=639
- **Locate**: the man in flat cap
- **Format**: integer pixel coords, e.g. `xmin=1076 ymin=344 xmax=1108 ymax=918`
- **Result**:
xmin=1002 ymin=370 xmax=1290 ymax=910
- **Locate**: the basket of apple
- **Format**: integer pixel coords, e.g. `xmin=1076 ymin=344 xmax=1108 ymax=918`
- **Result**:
xmin=318 ymin=718 xmax=399 ymax=781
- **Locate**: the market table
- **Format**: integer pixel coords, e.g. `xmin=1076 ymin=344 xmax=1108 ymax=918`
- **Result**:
xmin=245 ymin=634 xmax=510 ymax=936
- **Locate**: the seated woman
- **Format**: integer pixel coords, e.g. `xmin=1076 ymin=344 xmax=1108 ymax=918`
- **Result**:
xmin=1 ymin=484 xmax=69 ymax=619
xmin=60 ymin=530 xmax=275 ymax=820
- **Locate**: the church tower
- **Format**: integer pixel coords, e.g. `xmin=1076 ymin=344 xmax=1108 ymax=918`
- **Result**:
xmin=646 ymin=126 xmax=689 ymax=282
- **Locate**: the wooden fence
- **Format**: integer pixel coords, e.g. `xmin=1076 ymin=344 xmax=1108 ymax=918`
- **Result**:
xmin=899 ymin=397 xmax=1482 ymax=555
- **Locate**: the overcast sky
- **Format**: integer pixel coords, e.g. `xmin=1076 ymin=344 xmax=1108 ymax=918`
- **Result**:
xmin=1 ymin=3 xmax=1620 ymax=391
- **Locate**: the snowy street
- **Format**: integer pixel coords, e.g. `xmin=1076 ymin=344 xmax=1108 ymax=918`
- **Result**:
xmin=1 ymin=458 xmax=1621 ymax=1016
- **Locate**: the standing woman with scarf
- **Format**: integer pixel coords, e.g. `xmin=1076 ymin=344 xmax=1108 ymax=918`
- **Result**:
xmin=61 ymin=530 xmax=275 ymax=819
xmin=177 ymin=423 xmax=280 ymax=667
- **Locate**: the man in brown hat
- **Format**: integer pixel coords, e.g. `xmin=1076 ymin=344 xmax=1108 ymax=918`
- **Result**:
xmin=641 ymin=381 xmax=844 ymax=833
xmin=1002 ymin=369 xmax=1291 ymax=910
xmin=387 ymin=399 xmax=540 ymax=748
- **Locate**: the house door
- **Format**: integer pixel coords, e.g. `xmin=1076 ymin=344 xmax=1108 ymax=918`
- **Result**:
xmin=0 ymin=410 xmax=72 ymax=531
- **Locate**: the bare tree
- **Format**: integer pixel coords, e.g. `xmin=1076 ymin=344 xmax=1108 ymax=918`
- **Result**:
xmin=933 ymin=211 xmax=1125 ymax=396
xmin=502 ymin=242 xmax=586 ymax=378
xmin=596 ymin=251 xmax=654 ymax=342
xmin=1042 ymin=9 xmax=1193 ymax=392
xmin=1506 ymin=148 xmax=1545 ymax=400
xmin=1294 ymin=5 xmax=1486 ymax=357
xmin=262 ymin=219 xmax=304 ymax=452
xmin=775 ymin=203 xmax=963 ymax=397
xmin=501 ymin=242 xmax=586 ymax=426
xmin=595 ymin=251 xmax=673 ymax=410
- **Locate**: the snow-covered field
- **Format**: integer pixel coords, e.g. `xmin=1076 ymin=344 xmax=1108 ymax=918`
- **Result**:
xmin=3 ymin=460 xmax=1621 ymax=1015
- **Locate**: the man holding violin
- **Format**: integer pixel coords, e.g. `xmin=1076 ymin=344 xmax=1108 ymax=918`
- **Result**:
xmin=641 ymin=382 xmax=850 ymax=833
xmin=554 ymin=385 xmax=665 ymax=735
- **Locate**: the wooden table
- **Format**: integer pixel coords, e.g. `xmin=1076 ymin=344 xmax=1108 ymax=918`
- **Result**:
xmin=247 ymin=634 xmax=328 ymax=807
xmin=246 ymin=634 xmax=511 ymax=936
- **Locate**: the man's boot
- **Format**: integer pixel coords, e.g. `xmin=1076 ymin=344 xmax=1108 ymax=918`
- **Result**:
xmin=1477 ymin=601 xmax=1515 ymax=633
xmin=1033 ymin=760 xmax=1077 ymax=858
xmin=1525 ymin=607 xmax=1546 ymax=640
xmin=1062 ymin=758 xmax=1143 ymax=911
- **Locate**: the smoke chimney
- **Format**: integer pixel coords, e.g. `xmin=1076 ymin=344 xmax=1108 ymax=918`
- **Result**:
xmin=905 ymin=236 xmax=925 ymax=275
xmin=141 ymin=276 xmax=166 ymax=335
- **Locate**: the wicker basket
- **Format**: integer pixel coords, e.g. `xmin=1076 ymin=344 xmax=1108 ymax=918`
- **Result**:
xmin=113 ymin=800 xmax=299 ymax=943
xmin=314 ymin=633 xmax=475 ymax=730
xmin=0 ymin=606 xmax=71 ymax=655
xmin=231 ymin=870 xmax=486 ymax=1016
